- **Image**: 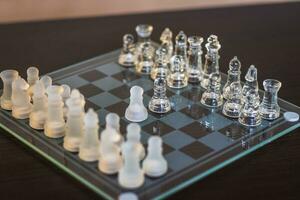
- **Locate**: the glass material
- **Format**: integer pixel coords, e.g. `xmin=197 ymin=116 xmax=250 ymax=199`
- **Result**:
xmin=201 ymin=73 xmax=223 ymax=107
xmin=167 ymin=55 xmax=188 ymax=89
xmin=0 ymin=48 xmax=299 ymax=200
xmin=118 ymin=34 xmax=137 ymax=67
xmin=223 ymin=82 xmax=242 ymax=118
xmin=187 ymin=36 xmax=203 ymax=84
xmin=223 ymin=56 xmax=241 ymax=99
xmin=0 ymin=70 xmax=19 ymax=110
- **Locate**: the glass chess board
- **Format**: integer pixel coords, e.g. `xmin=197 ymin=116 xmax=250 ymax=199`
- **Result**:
xmin=0 ymin=49 xmax=300 ymax=200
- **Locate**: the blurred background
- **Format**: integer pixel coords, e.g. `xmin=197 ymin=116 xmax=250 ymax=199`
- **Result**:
xmin=0 ymin=0 xmax=292 ymax=24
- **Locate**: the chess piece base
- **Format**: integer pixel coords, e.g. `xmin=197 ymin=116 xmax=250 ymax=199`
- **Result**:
xmin=12 ymin=105 xmax=32 ymax=119
xmin=98 ymin=155 xmax=122 ymax=175
xmin=0 ymin=98 xmax=12 ymax=110
xmin=222 ymin=102 xmax=241 ymax=118
xmin=238 ymin=115 xmax=262 ymax=127
xmin=44 ymin=122 xmax=65 ymax=138
xmin=63 ymin=137 xmax=81 ymax=152
xmin=79 ymin=147 xmax=99 ymax=162
xmin=148 ymin=100 xmax=171 ymax=114
xmin=143 ymin=160 xmax=167 ymax=177
xmin=136 ymin=61 xmax=153 ymax=74
xmin=118 ymin=170 xmax=144 ymax=189
xmin=118 ymin=53 xmax=137 ymax=67
xmin=29 ymin=111 xmax=46 ymax=130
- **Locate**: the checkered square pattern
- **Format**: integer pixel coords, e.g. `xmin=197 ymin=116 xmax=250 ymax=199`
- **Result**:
xmin=45 ymin=59 xmax=286 ymax=196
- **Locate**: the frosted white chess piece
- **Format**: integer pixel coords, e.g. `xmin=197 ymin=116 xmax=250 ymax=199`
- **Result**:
xmin=142 ymin=136 xmax=168 ymax=177
xmin=40 ymin=75 xmax=52 ymax=90
xmin=104 ymin=113 xmax=123 ymax=146
xmin=126 ymin=123 xmax=145 ymax=160
xmin=29 ymin=80 xmax=47 ymax=129
xmin=118 ymin=141 xmax=144 ymax=189
xmin=27 ymin=66 xmax=39 ymax=96
xmin=11 ymin=77 xmax=32 ymax=119
xmin=0 ymin=69 xmax=19 ymax=110
xmin=44 ymin=85 xmax=65 ymax=138
xmin=125 ymin=86 xmax=148 ymax=122
xmin=98 ymin=127 xmax=122 ymax=174
xmin=63 ymin=89 xmax=85 ymax=152
xmin=79 ymin=108 xmax=100 ymax=162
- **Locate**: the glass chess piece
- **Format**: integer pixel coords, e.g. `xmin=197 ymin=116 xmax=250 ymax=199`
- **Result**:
xmin=135 ymin=42 xmax=155 ymax=74
xmin=223 ymin=56 xmax=242 ymax=99
xmin=148 ymin=77 xmax=171 ymax=114
xmin=11 ymin=77 xmax=32 ymax=119
xmin=242 ymin=65 xmax=259 ymax=103
xmin=26 ymin=66 xmax=39 ymax=96
xmin=239 ymin=89 xmax=262 ymax=127
xmin=222 ymin=82 xmax=242 ymax=118
xmin=160 ymin=28 xmax=173 ymax=59
xmin=167 ymin=55 xmax=188 ymax=89
xmin=150 ymin=47 xmax=169 ymax=80
xmin=187 ymin=36 xmax=204 ymax=84
xmin=29 ymin=80 xmax=47 ymax=130
xmin=118 ymin=34 xmax=137 ymax=67
xmin=0 ymin=69 xmax=19 ymax=110
xmin=40 ymin=75 xmax=52 ymax=90
xmin=174 ymin=31 xmax=188 ymax=64
xmin=201 ymin=72 xmax=223 ymax=107
xmin=201 ymin=35 xmax=221 ymax=89
xmin=259 ymin=79 xmax=282 ymax=120
xmin=44 ymin=85 xmax=65 ymax=138
xmin=135 ymin=24 xmax=153 ymax=57
xmin=125 ymin=86 xmax=148 ymax=122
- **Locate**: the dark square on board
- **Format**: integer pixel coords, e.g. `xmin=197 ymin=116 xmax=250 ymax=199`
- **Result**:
xmin=180 ymin=141 xmax=213 ymax=160
xmin=105 ymin=101 xmax=129 ymax=117
xmin=77 ymin=84 xmax=104 ymax=98
xmin=112 ymin=70 xmax=140 ymax=82
xmin=110 ymin=85 xmax=131 ymax=99
xmin=79 ymin=70 xmax=106 ymax=82
xmin=180 ymin=121 xmax=211 ymax=139
xmin=180 ymin=104 xmax=210 ymax=120
xmin=85 ymin=99 xmax=101 ymax=111
xmin=218 ymin=122 xmax=248 ymax=140
xmin=142 ymin=120 xmax=175 ymax=136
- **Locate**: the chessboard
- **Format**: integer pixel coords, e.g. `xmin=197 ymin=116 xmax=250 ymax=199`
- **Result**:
xmin=0 ymin=49 xmax=299 ymax=200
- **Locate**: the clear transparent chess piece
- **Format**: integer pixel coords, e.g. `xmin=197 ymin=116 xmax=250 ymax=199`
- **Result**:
xmin=187 ymin=36 xmax=203 ymax=84
xmin=135 ymin=42 xmax=155 ymax=74
xmin=223 ymin=56 xmax=241 ymax=99
xmin=242 ymin=65 xmax=258 ymax=102
xmin=29 ymin=80 xmax=47 ymax=130
xmin=174 ymin=31 xmax=188 ymax=63
xmin=125 ymin=86 xmax=148 ymax=122
xmin=142 ymin=136 xmax=168 ymax=178
xmin=259 ymin=79 xmax=282 ymax=120
xmin=126 ymin=123 xmax=145 ymax=160
xmin=0 ymin=69 xmax=19 ymax=110
xmin=150 ymin=47 xmax=169 ymax=80
xmin=118 ymin=34 xmax=137 ymax=67
xmin=167 ymin=55 xmax=188 ymax=89
xmin=239 ymin=90 xmax=262 ymax=127
xmin=44 ymin=85 xmax=65 ymax=138
xmin=79 ymin=108 xmax=100 ymax=162
xmin=222 ymin=82 xmax=242 ymax=118
xmin=149 ymin=77 xmax=171 ymax=114
xmin=201 ymin=35 xmax=221 ymax=89
xmin=11 ymin=77 xmax=32 ymax=119
xmin=160 ymin=28 xmax=173 ymax=59
xmin=27 ymin=66 xmax=39 ymax=96
xmin=63 ymin=89 xmax=85 ymax=152
xmin=118 ymin=141 xmax=144 ymax=189
xmin=135 ymin=24 xmax=153 ymax=57
xmin=201 ymin=72 xmax=223 ymax=107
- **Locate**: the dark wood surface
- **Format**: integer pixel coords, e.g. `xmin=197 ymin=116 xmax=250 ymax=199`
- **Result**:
xmin=1 ymin=2 xmax=300 ymax=200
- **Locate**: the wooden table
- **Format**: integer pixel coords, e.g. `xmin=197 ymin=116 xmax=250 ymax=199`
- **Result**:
xmin=0 ymin=2 xmax=300 ymax=200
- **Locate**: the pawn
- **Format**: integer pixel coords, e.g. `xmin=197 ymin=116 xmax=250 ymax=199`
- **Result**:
xmin=27 ymin=66 xmax=39 ymax=96
xmin=125 ymin=86 xmax=148 ymax=122
xmin=149 ymin=77 xmax=171 ymax=114
xmin=126 ymin=123 xmax=145 ymax=160
xmin=0 ymin=69 xmax=19 ymax=110
xmin=79 ymin=109 xmax=100 ymax=162
xmin=118 ymin=34 xmax=137 ymax=67
xmin=61 ymin=84 xmax=71 ymax=119
xmin=103 ymin=113 xmax=123 ymax=146
xmin=142 ymin=136 xmax=168 ymax=177
xmin=223 ymin=56 xmax=241 ymax=99
xmin=98 ymin=128 xmax=122 ymax=174
xmin=239 ymin=90 xmax=261 ymax=127
xmin=242 ymin=65 xmax=258 ymax=102
xmin=40 ymin=75 xmax=52 ymax=90
xmin=222 ymin=82 xmax=242 ymax=118
xmin=201 ymin=73 xmax=223 ymax=107
xmin=11 ymin=77 xmax=32 ymax=119
xmin=167 ymin=55 xmax=188 ymax=89
xmin=29 ymin=80 xmax=47 ymax=129
xmin=136 ymin=42 xmax=154 ymax=74
xmin=259 ymin=79 xmax=282 ymax=120
xmin=118 ymin=142 xmax=144 ymax=189
xmin=63 ymin=89 xmax=85 ymax=152
xmin=44 ymin=85 xmax=65 ymax=138
xmin=150 ymin=47 xmax=169 ymax=80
